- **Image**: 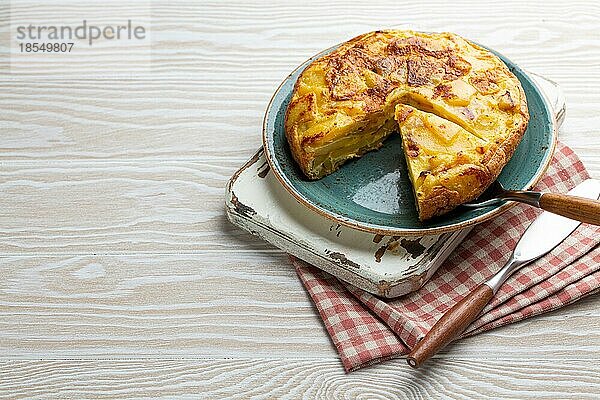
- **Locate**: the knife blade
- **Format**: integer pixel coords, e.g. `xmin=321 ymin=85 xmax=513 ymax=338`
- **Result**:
xmin=406 ymin=178 xmax=600 ymax=368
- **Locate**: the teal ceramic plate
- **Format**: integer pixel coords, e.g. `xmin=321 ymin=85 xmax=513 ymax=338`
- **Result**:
xmin=263 ymin=43 xmax=557 ymax=236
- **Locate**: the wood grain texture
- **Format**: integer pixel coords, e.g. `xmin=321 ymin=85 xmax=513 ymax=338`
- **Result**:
xmin=1 ymin=254 xmax=600 ymax=361
xmin=1 ymin=0 xmax=600 ymax=398
xmin=0 ymin=161 xmax=273 ymax=254
xmin=2 ymin=359 xmax=600 ymax=400
xmin=0 ymin=1 xmax=599 ymax=166
xmin=539 ymin=193 xmax=600 ymax=225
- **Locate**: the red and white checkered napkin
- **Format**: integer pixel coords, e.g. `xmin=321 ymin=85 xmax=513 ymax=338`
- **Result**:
xmin=294 ymin=142 xmax=600 ymax=372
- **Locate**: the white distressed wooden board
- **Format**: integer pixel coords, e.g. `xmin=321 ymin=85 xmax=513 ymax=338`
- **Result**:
xmin=1 ymin=1 xmax=599 ymax=398
xmin=225 ymin=73 xmax=564 ymax=298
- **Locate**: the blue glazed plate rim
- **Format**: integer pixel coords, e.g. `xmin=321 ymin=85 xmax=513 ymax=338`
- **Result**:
xmin=262 ymin=40 xmax=557 ymax=236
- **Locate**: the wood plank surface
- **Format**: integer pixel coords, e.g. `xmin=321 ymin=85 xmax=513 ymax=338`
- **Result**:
xmin=1 ymin=0 xmax=599 ymax=398
xmin=1 ymin=359 xmax=599 ymax=400
xmin=1 ymin=254 xmax=599 ymax=360
xmin=0 ymin=160 xmax=274 ymax=254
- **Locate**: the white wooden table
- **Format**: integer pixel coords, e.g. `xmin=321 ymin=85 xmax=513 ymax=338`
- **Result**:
xmin=1 ymin=1 xmax=599 ymax=398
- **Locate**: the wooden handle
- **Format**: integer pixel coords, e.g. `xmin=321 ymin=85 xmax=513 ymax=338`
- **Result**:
xmin=407 ymin=283 xmax=494 ymax=368
xmin=539 ymin=193 xmax=600 ymax=225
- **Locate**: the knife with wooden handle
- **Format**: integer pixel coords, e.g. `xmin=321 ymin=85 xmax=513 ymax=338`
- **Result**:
xmin=538 ymin=193 xmax=600 ymax=225
xmin=462 ymin=182 xmax=600 ymax=225
xmin=407 ymin=179 xmax=600 ymax=368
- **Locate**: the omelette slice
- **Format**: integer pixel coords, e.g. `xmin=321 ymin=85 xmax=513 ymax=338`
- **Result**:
xmin=395 ymin=104 xmax=497 ymax=220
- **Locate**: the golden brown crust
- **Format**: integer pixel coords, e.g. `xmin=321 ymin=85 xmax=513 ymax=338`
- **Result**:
xmin=413 ymin=116 xmax=528 ymax=220
xmin=395 ymin=94 xmax=528 ymax=220
xmin=285 ymin=30 xmax=529 ymax=217
xmin=415 ymin=118 xmax=528 ymax=220
xmin=284 ymin=89 xmax=314 ymax=178
xmin=417 ymin=186 xmax=462 ymax=221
